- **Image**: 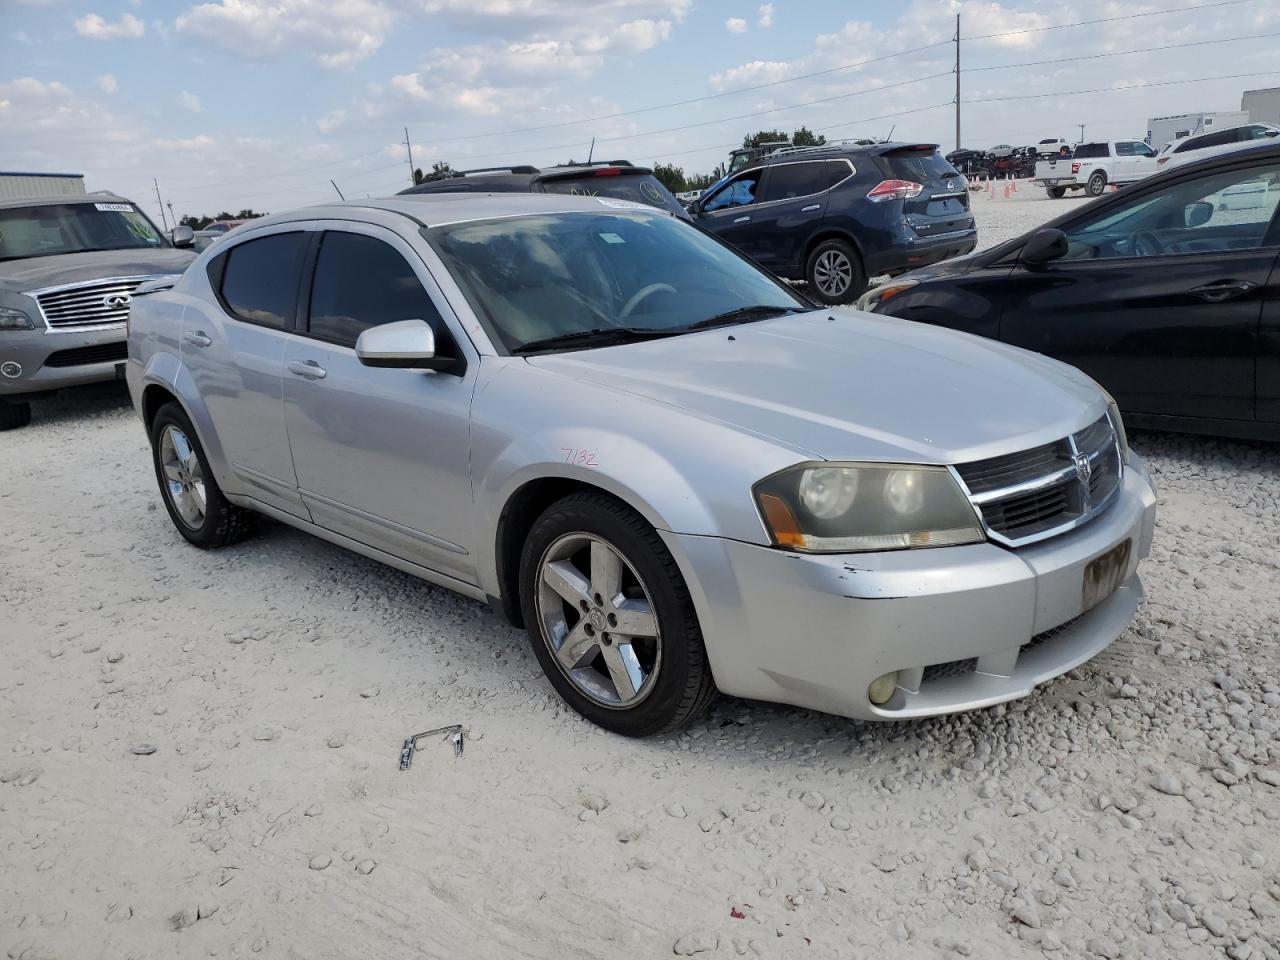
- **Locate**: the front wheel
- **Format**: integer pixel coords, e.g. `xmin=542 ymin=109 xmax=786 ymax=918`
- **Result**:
xmin=519 ymin=492 xmax=716 ymax=736
xmin=1087 ymin=171 xmax=1108 ymax=197
xmin=149 ymin=402 xmax=254 ymax=549
xmin=0 ymin=401 xmax=32 ymax=431
xmin=805 ymin=239 xmax=866 ymax=305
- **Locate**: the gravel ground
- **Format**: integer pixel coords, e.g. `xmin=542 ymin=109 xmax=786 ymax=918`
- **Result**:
xmin=3 ymin=193 xmax=1279 ymax=960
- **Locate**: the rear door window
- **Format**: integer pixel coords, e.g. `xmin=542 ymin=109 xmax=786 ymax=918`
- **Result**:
xmin=539 ymin=172 xmax=685 ymax=215
xmin=216 ymin=232 xmax=308 ymax=330
xmin=308 ymin=231 xmax=443 ymax=347
xmin=758 ymin=161 xmax=829 ymax=202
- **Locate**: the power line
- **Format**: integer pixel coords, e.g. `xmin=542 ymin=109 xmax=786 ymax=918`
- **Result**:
xmin=968 ymin=69 xmax=1280 ymax=104
xmin=968 ymin=30 xmax=1280 ymax=73
xmin=165 ymin=146 xmax=392 ymax=192
xmin=965 ymin=0 xmax=1259 ymax=41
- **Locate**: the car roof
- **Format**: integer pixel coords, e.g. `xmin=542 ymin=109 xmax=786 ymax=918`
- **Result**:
xmin=240 ymin=192 xmax=664 ymax=233
xmin=400 ymin=161 xmax=652 ymax=195
xmin=737 ymin=140 xmax=941 ymax=173
xmin=0 ymin=191 xmax=134 ymax=211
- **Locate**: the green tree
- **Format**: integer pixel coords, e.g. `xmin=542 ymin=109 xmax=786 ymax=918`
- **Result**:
xmin=651 ymin=162 xmax=687 ymax=193
xmin=178 ymin=209 xmax=266 ymax=230
xmin=791 ymin=126 xmax=827 ymax=147
xmin=412 ymin=167 xmax=425 ymax=184
xmin=742 ymin=129 xmax=791 ymax=149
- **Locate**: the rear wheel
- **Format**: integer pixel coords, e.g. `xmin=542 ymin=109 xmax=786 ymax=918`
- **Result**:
xmin=1087 ymin=171 xmax=1108 ymax=197
xmin=149 ymin=402 xmax=254 ymax=549
xmin=519 ymin=492 xmax=716 ymax=736
xmin=0 ymin=401 xmax=32 ymax=431
xmin=805 ymin=239 xmax=866 ymax=305
xmin=1047 ymin=186 xmax=1067 ymax=199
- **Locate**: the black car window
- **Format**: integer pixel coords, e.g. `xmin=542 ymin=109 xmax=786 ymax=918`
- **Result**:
xmin=308 ymin=231 xmax=443 ymax=348
xmin=539 ymin=172 xmax=685 ymax=216
xmin=702 ymin=169 xmax=764 ymax=212
xmin=218 ymin=232 xmax=307 ymax=330
xmin=1116 ymin=141 xmax=1135 ymax=157
xmin=878 ymin=150 xmax=959 ymax=182
xmin=1058 ymin=162 xmax=1280 ymax=262
xmin=759 ymin=161 xmax=828 ymax=202
xmin=1243 ymin=125 xmax=1276 ymax=141
xmin=1134 ymin=142 xmax=1158 ymax=157
xmin=1072 ymin=143 xmax=1109 ymax=159
xmin=824 ymin=160 xmax=854 ymax=188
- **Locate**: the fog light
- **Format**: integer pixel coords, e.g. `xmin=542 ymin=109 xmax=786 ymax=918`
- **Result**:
xmin=868 ymin=671 xmax=898 ymax=705
xmin=0 ymin=361 xmax=21 ymax=379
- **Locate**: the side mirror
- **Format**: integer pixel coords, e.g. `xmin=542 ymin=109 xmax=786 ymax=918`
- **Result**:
xmin=172 ymin=225 xmax=195 ymax=248
xmin=356 ymin=319 xmax=452 ymax=371
xmin=1021 ymin=227 xmax=1068 ymax=266
xmin=1185 ymin=201 xmax=1213 ymax=228
xmin=1265 ymin=129 xmax=1279 ymax=138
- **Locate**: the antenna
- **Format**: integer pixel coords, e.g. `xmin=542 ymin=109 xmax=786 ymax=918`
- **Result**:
xmin=587 ymin=137 xmax=595 ymax=163
xmin=330 ymin=179 xmax=345 ymax=200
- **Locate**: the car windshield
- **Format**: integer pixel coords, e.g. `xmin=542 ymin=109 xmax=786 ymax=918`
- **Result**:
xmin=0 ymin=202 xmax=166 ymax=262
xmin=426 ymin=209 xmax=807 ymax=354
xmin=539 ymin=172 xmax=685 ymax=216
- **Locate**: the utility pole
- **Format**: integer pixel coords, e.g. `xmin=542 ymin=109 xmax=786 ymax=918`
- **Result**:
xmin=153 ymin=178 xmax=169 ymax=231
xmin=404 ymin=127 xmax=416 ymax=186
xmin=1079 ymin=123 xmax=1086 ymax=143
xmin=953 ymin=14 xmax=961 ymax=151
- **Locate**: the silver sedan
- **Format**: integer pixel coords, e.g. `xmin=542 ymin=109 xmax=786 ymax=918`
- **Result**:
xmin=126 ymin=193 xmax=1156 ymax=736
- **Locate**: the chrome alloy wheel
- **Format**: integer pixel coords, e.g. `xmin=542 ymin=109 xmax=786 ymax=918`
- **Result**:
xmin=159 ymin=425 xmax=206 ymax=529
xmin=813 ymin=249 xmax=853 ymax=297
xmin=534 ymin=533 xmax=662 ymax=709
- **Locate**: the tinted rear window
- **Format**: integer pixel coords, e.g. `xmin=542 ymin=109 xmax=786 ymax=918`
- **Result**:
xmin=1073 ymin=143 xmax=1109 ymax=159
xmin=539 ymin=172 xmax=684 ymax=215
xmin=877 ymin=150 xmax=959 ymax=182
xmin=218 ymin=232 xmax=307 ymax=330
xmin=759 ymin=161 xmax=830 ymax=202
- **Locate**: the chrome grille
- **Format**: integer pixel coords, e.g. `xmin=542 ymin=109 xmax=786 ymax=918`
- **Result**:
xmin=955 ymin=414 xmax=1122 ymax=547
xmin=30 ymin=276 xmax=153 ymax=331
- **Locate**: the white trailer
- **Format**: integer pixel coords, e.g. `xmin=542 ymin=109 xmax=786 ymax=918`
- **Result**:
xmin=0 ymin=171 xmax=86 ymax=200
xmin=1146 ymin=112 xmax=1249 ymax=151
xmin=1242 ymin=86 xmax=1280 ymax=126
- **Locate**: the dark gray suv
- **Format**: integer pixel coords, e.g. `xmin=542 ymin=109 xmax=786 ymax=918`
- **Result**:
xmin=688 ymin=142 xmax=977 ymax=304
xmin=0 ymin=192 xmax=195 ymax=429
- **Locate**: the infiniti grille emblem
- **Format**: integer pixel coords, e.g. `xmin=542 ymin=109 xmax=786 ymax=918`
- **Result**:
xmin=103 ymin=293 xmax=132 ymax=309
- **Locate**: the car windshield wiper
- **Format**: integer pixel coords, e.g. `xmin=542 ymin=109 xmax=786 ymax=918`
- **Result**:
xmin=511 ymin=326 xmax=686 ymax=355
xmin=681 ymin=304 xmax=808 ymax=332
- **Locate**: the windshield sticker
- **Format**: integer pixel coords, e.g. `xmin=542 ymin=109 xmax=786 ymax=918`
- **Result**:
xmin=595 ymin=197 xmax=645 ymax=210
xmin=599 ymin=233 xmax=626 ymax=244
xmin=94 ymin=203 xmax=133 ymax=212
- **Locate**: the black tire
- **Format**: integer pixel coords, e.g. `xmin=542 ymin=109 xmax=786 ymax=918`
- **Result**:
xmin=149 ymin=402 xmax=254 ymax=549
xmin=518 ymin=491 xmax=716 ymax=737
xmin=804 ymin=238 xmax=866 ymax=305
xmin=1087 ymin=171 xmax=1108 ymax=198
xmin=0 ymin=401 xmax=32 ymax=431
xmin=1047 ymin=186 xmax=1067 ymax=199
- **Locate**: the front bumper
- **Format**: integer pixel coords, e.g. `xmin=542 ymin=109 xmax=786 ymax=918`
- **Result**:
xmin=0 ymin=324 xmax=127 ymax=398
xmin=666 ymin=455 xmax=1156 ymax=722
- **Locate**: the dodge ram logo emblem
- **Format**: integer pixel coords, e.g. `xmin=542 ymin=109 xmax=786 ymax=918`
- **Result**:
xmin=1073 ymin=452 xmax=1092 ymax=485
xmin=103 ymin=293 xmax=132 ymax=309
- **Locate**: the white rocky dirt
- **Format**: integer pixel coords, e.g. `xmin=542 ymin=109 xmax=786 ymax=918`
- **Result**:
xmin=3 ymin=192 xmax=1279 ymax=960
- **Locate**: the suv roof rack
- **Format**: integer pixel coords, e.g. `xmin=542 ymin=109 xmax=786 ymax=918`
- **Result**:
xmin=766 ymin=140 xmax=875 ymax=160
xmin=425 ymin=165 xmax=541 ymax=182
xmin=547 ymin=160 xmax=635 ymax=169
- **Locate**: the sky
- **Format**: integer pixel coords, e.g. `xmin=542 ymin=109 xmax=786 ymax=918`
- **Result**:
xmin=4 ymin=0 xmax=1280 ymax=224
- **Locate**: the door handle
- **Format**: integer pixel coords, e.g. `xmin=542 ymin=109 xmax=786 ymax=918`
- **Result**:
xmin=801 ymin=204 xmax=822 ymax=212
xmin=182 ymin=331 xmax=212 ymax=348
xmin=287 ymin=359 xmax=327 ymax=380
xmin=733 ymin=215 xmax=751 ymax=223
xmin=1187 ymin=279 xmax=1258 ymax=303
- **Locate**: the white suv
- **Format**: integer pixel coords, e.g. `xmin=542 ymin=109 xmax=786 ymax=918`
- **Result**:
xmin=1157 ymin=123 xmax=1280 ymax=171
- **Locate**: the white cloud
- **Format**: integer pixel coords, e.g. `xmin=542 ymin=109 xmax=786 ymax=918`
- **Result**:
xmin=316 ymin=109 xmax=347 ymax=134
xmin=153 ymin=134 xmax=216 ymax=150
xmin=175 ymin=0 xmax=394 ymax=69
xmin=757 ymin=3 xmax=774 ymax=28
xmin=95 ymin=73 xmax=117 ymax=94
xmin=74 ymin=12 xmax=146 ymax=39
xmin=725 ymin=17 xmax=747 ymax=34
xmin=178 ymin=90 xmax=203 ymax=112
xmin=415 ymin=0 xmax=690 ymax=35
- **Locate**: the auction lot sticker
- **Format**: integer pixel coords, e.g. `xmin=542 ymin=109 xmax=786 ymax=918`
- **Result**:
xmin=94 ymin=203 xmax=134 ymax=212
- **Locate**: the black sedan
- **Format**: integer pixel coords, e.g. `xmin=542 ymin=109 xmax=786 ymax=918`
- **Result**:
xmin=859 ymin=142 xmax=1280 ymax=442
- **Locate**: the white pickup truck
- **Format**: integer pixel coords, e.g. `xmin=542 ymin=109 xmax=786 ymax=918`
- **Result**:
xmin=1034 ymin=140 xmax=1159 ymax=198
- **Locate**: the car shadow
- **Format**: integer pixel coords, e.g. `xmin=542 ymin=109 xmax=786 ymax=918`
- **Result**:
xmin=23 ymin=380 xmax=134 ymax=429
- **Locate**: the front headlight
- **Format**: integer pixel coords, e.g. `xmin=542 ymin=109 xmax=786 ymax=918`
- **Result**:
xmin=855 ymin=279 xmax=918 ymax=313
xmin=1094 ymin=385 xmax=1129 ymax=464
xmin=0 ymin=306 xmax=35 ymax=331
xmin=754 ymin=462 xmax=985 ymax=553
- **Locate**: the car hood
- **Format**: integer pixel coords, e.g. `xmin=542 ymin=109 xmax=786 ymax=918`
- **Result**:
xmin=0 ymin=247 xmax=195 ymax=293
xmin=531 ymin=310 xmax=1104 ymax=464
